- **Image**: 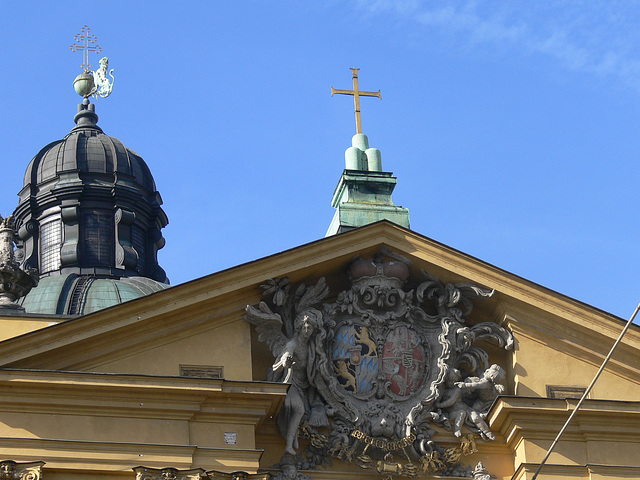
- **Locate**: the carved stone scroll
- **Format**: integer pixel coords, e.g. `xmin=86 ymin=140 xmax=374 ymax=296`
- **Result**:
xmin=133 ymin=467 xmax=205 ymax=480
xmin=206 ymin=470 xmax=270 ymax=480
xmin=0 ymin=460 xmax=45 ymax=480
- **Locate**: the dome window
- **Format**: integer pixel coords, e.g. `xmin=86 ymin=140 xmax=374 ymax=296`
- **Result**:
xmin=40 ymin=219 xmax=62 ymax=274
xmin=82 ymin=210 xmax=114 ymax=266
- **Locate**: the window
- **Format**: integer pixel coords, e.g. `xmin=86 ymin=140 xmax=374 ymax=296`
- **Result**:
xmin=180 ymin=365 xmax=224 ymax=379
xmin=40 ymin=220 xmax=61 ymax=273
xmin=83 ymin=210 xmax=114 ymax=266
xmin=546 ymin=385 xmax=587 ymax=399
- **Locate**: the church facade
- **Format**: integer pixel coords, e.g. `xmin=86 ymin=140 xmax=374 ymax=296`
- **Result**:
xmin=0 ymin=65 xmax=639 ymax=480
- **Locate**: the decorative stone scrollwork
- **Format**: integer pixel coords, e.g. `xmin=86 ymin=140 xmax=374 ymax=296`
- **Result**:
xmin=115 ymin=208 xmax=139 ymax=270
xmin=0 ymin=460 xmax=45 ymax=480
xmin=271 ymin=456 xmax=312 ymax=480
xmin=206 ymin=470 xmax=271 ymax=480
xmin=472 ymin=462 xmax=491 ymax=480
xmin=245 ymin=253 xmax=514 ymax=478
xmin=133 ymin=467 xmax=204 ymax=480
xmin=60 ymin=205 xmax=80 ymax=266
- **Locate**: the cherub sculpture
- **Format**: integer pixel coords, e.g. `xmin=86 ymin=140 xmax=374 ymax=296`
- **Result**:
xmin=435 ymin=365 xmax=505 ymax=441
xmin=458 ymin=363 xmax=506 ymax=414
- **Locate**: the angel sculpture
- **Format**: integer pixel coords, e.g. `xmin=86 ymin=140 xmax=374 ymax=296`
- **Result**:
xmin=435 ymin=367 xmax=497 ymax=441
xmin=245 ymin=277 xmax=329 ymax=456
xmin=456 ymin=363 xmax=506 ymax=413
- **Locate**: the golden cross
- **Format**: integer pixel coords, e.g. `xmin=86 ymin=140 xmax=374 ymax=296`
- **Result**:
xmin=70 ymin=25 xmax=102 ymax=73
xmin=331 ymin=68 xmax=381 ymax=134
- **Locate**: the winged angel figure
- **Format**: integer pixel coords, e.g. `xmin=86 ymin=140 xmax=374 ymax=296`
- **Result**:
xmin=245 ymin=277 xmax=329 ymax=456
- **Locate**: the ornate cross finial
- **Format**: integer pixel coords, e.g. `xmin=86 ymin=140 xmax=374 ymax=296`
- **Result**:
xmin=70 ymin=25 xmax=102 ymax=73
xmin=331 ymin=68 xmax=381 ymax=134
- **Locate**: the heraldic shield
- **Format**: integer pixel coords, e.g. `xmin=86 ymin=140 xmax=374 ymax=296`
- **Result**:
xmin=332 ymin=323 xmax=427 ymax=398
xmin=245 ymin=253 xmax=514 ymax=478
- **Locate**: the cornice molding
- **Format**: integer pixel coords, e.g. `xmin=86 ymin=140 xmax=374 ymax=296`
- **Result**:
xmin=0 ymin=437 xmax=264 ymax=471
xmin=488 ymin=396 xmax=640 ymax=447
xmin=0 ymin=370 xmax=286 ymax=423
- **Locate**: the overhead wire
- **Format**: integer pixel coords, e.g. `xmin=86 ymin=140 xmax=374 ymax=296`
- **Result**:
xmin=530 ymin=300 xmax=640 ymax=480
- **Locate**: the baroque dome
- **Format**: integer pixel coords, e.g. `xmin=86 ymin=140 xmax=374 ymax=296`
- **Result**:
xmin=14 ymin=98 xmax=169 ymax=315
xmin=22 ymin=104 xmax=156 ymax=192
xmin=24 ymin=103 xmax=156 ymax=196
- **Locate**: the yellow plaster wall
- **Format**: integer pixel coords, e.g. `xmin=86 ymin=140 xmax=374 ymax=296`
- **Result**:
xmin=511 ymin=332 xmax=640 ymax=400
xmin=0 ymin=317 xmax=62 ymax=341
xmin=0 ymin=402 xmax=258 ymax=451
xmin=91 ymin=320 xmax=252 ymax=380
xmin=0 ymin=411 xmax=189 ymax=445
xmin=189 ymin=422 xmax=255 ymax=449
xmin=514 ymin=436 xmax=640 ymax=477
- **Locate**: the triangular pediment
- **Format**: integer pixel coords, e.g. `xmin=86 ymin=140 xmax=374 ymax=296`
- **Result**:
xmin=0 ymin=221 xmax=638 ymax=396
xmin=2 ymin=220 xmax=640 ymax=479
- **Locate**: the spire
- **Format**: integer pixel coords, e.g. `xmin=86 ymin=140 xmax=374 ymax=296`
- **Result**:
xmin=326 ymin=69 xmax=410 ymax=236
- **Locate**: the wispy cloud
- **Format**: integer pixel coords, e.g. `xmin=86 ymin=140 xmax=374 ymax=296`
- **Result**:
xmin=354 ymin=0 xmax=640 ymax=92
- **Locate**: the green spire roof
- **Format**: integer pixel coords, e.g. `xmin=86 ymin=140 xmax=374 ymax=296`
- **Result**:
xmin=326 ymin=133 xmax=410 ymax=236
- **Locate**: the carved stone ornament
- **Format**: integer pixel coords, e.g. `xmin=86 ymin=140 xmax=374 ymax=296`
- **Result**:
xmin=133 ymin=467 xmax=205 ymax=480
xmin=0 ymin=460 xmax=45 ymax=480
xmin=0 ymin=215 xmax=38 ymax=310
xmin=245 ymin=253 xmax=514 ymax=478
xmin=206 ymin=470 xmax=271 ymax=480
xmin=472 ymin=462 xmax=491 ymax=480
xmin=270 ymin=455 xmax=312 ymax=480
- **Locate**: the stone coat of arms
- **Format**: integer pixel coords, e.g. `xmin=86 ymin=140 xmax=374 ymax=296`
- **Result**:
xmin=246 ymin=254 xmax=513 ymax=478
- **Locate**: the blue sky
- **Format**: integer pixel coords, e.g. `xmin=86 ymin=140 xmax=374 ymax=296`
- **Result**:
xmin=1 ymin=1 xmax=640 ymax=319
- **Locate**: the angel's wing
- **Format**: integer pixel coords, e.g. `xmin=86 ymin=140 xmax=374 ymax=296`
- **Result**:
xmin=296 ymin=276 xmax=329 ymax=312
xmin=244 ymin=301 xmax=289 ymax=357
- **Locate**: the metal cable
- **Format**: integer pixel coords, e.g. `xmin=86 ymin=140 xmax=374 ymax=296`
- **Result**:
xmin=531 ymin=300 xmax=640 ymax=480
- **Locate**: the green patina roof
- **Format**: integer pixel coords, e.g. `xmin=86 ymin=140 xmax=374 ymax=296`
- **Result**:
xmin=20 ymin=274 xmax=169 ymax=316
xmin=327 ymin=133 xmax=410 ymax=236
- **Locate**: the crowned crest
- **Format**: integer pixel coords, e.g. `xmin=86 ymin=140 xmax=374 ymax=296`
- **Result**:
xmin=245 ymin=253 xmax=513 ymax=478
